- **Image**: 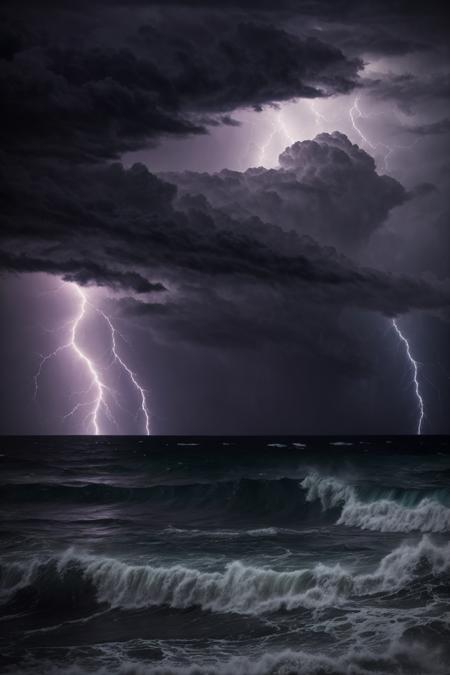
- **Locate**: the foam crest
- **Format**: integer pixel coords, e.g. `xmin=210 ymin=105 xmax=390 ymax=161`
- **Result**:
xmin=5 ymin=641 xmax=447 ymax=675
xmin=2 ymin=537 xmax=448 ymax=615
xmin=301 ymin=473 xmax=450 ymax=532
xmin=120 ymin=641 xmax=446 ymax=675
xmin=0 ymin=559 xmax=41 ymax=602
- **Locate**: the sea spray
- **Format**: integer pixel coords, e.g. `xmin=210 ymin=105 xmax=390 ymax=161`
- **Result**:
xmin=301 ymin=473 xmax=450 ymax=532
xmin=2 ymin=537 xmax=449 ymax=615
xmin=2 ymin=642 xmax=447 ymax=675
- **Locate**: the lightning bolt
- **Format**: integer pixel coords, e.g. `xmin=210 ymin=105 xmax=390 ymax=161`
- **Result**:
xmin=347 ymin=97 xmax=427 ymax=432
xmin=34 ymin=282 xmax=150 ymax=435
xmin=98 ymin=310 xmax=150 ymax=435
xmin=277 ymin=110 xmax=295 ymax=147
xmin=255 ymin=109 xmax=295 ymax=166
xmin=250 ymin=100 xmax=427 ymax=435
xmin=257 ymin=122 xmax=278 ymax=165
xmin=392 ymin=318 xmax=425 ymax=435
xmin=35 ymin=284 xmax=111 ymax=434
xmin=309 ymin=100 xmax=329 ymax=129
xmin=348 ymin=95 xmax=418 ymax=172
xmin=349 ymin=96 xmax=377 ymax=151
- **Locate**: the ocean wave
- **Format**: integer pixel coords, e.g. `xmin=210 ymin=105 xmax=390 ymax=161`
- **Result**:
xmin=1 ymin=536 xmax=448 ymax=615
xmin=162 ymin=527 xmax=298 ymax=539
xmin=3 ymin=641 xmax=447 ymax=675
xmin=3 ymin=474 xmax=450 ymax=533
xmin=301 ymin=473 xmax=450 ymax=532
xmin=0 ymin=478 xmax=325 ymax=522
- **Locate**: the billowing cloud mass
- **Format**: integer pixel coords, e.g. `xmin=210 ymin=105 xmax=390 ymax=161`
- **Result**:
xmin=0 ymin=13 xmax=360 ymax=162
xmin=0 ymin=0 xmax=449 ymax=433
xmin=1 ymin=136 xmax=447 ymax=320
xmin=166 ymin=132 xmax=407 ymax=249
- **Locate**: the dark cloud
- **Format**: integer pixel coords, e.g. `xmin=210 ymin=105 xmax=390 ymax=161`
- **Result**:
xmin=288 ymin=2 xmax=448 ymax=57
xmin=0 ymin=251 xmax=165 ymax=294
xmin=405 ymin=118 xmax=450 ymax=136
xmin=0 ymin=10 xmax=361 ymax=162
xmin=138 ymin=0 xmax=449 ymax=59
xmin=365 ymin=74 xmax=450 ymax=115
xmin=0 ymin=0 xmax=446 ymax=360
xmin=0 ymin=0 xmax=449 ymax=433
xmin=110 ymin=290 xmax=377 ymax=382
xmin=112 ymin=274 xmax=447 ymax=352
xmin=1 ymin=137 xmax=448 ymax=328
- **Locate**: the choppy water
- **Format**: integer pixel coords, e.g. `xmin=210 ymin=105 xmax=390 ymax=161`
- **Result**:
xmin=1 ymin=436 xmax=449 ymax=674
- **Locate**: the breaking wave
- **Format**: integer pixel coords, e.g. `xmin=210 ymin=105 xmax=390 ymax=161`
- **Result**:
xmin=3 ymin=641 xmax=448 ymax=675
xmin=301 ymin=473 xmax=450 ymax=532
xmin=1 ymin=537 xmax=449 ymax=616
xmin=5 ymin=474 xmax=450 ymax=534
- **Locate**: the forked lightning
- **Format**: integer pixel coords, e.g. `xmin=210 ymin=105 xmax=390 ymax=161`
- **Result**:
xmin=34 ymin=283 xmax=150 ymax=435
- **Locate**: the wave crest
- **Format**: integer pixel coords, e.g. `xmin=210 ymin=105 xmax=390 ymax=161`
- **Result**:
xmin=3 ymin=641 xmax=448 ymax=675
xmin=301 ymin=473 xmax=450 ymax=532
xmin=2 ymin=536 xmax=448 ymax=615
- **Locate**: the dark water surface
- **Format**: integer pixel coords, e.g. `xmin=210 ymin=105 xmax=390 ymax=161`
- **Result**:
xmin=1 ymin=436 xmax=449 ymax=674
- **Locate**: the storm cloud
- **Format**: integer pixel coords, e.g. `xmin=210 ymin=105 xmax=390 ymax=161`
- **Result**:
xmin=0 ymin=9 xmax=361 ymax=162
xmin=0 ymin=0 xmax=448 ymax=433
xmin=1 ymin=136 xmax=448 ymax=327
xmin=167 ymin=132 xmax=408 ymax=250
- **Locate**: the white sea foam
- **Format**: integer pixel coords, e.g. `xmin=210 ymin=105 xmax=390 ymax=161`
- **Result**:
xmin=301 ymin=472 xmax=450 ymax=532
xmin=4 ymin=640 xmax=447 ymax=675
xmin=118 ymin=641 xmax=447 ymax=675
xmin=0 ymin=559 xmax=40 ymax=602
xmin=162 ymin=527 xmax=295 ymax=539
xmin=329 ymin=441 xmax=353 ymax=446
xmin=4 ymin=536 xmax=447 ymax=616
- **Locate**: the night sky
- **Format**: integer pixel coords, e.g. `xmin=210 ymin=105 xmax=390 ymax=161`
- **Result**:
xmin=0 ymin=0 xmax=449 ymax=435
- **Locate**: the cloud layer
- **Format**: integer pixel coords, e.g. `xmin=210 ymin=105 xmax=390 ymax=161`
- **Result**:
xmin=0 ymin=11 xmax=361 ymax=162
xmin=2 ymin=135 xmax=448 ymax=327
xmin=1 ymin=0 xmax=449 ymax=432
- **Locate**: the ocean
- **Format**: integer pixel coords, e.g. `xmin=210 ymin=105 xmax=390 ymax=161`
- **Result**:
xmin=1 ymin=436 xmax=449 ymax=674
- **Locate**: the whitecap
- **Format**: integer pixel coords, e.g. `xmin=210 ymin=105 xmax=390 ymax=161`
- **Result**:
xmin=4 ymin=537 xmax=447 ymax=616
xmin=301 ymin=472 xmax=450 ymax=532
